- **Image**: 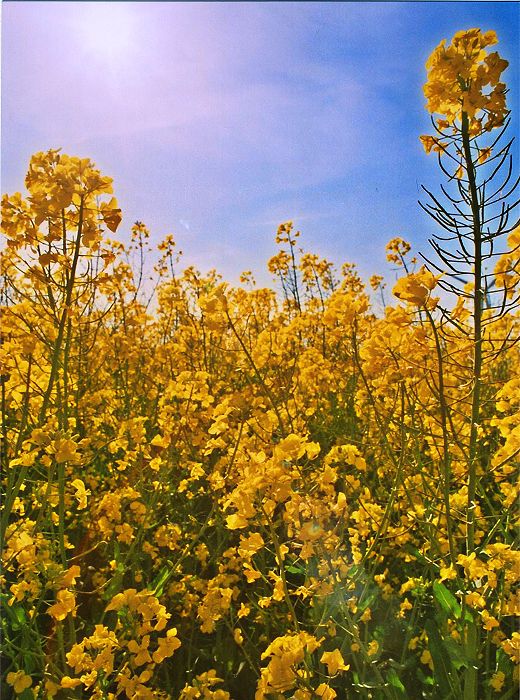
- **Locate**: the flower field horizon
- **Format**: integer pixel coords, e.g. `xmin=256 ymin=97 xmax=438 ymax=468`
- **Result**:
xmin=1 ymin=26 xmax=519 ymax=700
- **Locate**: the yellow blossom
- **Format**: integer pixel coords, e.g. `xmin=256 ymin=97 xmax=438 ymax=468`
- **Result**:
xmin=439 ymin=565 xmax=457 ymax=582
xmin=7 ymin=671 xmax=32 ymax=694
xmin=152 ymin=629 xmax=181 ymax=663
xmin=421 ymin=649 xmax=434 ymax=669
xmin=367 ymin=640 xmax=379 ymax=657
xmin=393 ymin=267 xmax=440 ymax=306
xmin=226 ymin=513 xmax=248 ymax=530
xmin=52 ymin=438 xmax=81 ymax=463
xmin=315 ymin=684 xmax=337 ymax=699
xmin=490 ymin=671 xmax=505 ymax=692
xmin=71 ymin=479 xmax=90 ymax=510
xmin=48 ymin=589 xmax=76 ymax=621
xmin=320 ymin=649 xmax=349 ymax=675
xmin=478 ymin=147 xmax=492 ymax=163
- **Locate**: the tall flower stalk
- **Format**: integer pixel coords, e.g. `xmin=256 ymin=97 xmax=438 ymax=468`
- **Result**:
xmin=419 ymin=28 xmax=518 ymax=699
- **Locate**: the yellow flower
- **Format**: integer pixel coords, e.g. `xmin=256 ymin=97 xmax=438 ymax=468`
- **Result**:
xmin=505 ymin=224 xmax=519 ymax=249
xmin=360 ymin=607 xmax=372 ymax=623
xmin=419 ymin=135 xmax=447 ymax=154
xmin=99 ymin=196 xmax=122 ymax=233
xmin=320 ymin=649 xmax=349 ymax=675
xmin=238 ymin=532 xmax=264 ymax=559
xmin=478 ymin=147 xmax=492 ymax=163
xmin=152 ymin=628 xmax=181 ymax=663
xmin=315 ymin=684 xmax=337 ymax=700
xmin=393 ymin=267 xmax=440 ymax=306
xmin=48 ymin=589 xmax=76 ymax=621
xmin=398 ymin=598 xmax=413 ymax=618
xmin=9 ymin=451 xmax=38 ymax=468
xmin=421 ymin=28 xmax=509 ymax=135
xmin=465 ymin=591 xmax=486 ymax=608
xmin=243 ymin=565 xmax=262 ymax=583
xmin=502 ymin=632 xmax=520 ymax=663
xmin=421 ymin=649 xmax=434 ymax=670
xmin=52 ymin=438 xmax=81 ymax=464
xmin=71 ymin=479 xmax=90 ymax=510
xmin=275 ymin=433 xmax=306 ymax=461
xmin=150 ymin=433 xmax=170 ymax=448
xmin=457 ymin=552 xmax=488 ymax=580
xmin=226 ymin=513 xmax=248 ymax=530
xmin=259 ymin=632 xmax=322 ymax=694
xmin=439 ymin=565 xmax=457 ymax=582
xmin=45 ymin=679 xmax=61 ymax=697
xmin=237 ymin=603 xmax=251 ymax=619
xmin=370 ymin=274 xmax=384 ymax=290
xmin=7 ymin=670 xmax=32 ymax=694
xmin=59 ymin=565 xmax=81 ymax=588
xmin=66 ymin=643 xmax=88 ymax=672
xmin=127 ymin=636 xmax=152 ymax=666
xmin=367 ymin=640 xmax=379 ymax=657
xmin=481 ymin=610 xmax=499 ymax=631
xmin=489 ymin=671 xmax=505 ymax=692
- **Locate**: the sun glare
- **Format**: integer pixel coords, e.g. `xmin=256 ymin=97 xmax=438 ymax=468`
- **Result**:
xmin=75 ymin=3 xmax=137 ymax=62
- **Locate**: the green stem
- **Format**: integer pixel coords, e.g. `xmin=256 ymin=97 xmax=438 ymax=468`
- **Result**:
xmin=424 ymin=308 xmax=457 ymax=568
xmin=39 ymin=201 xmax=84 ymax=423
xmin=461 ymin=109 xmax=483 ymax=700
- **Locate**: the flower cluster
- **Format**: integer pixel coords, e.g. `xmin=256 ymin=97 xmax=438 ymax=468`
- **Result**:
xmin=421 ymin=27 xmax=508 ymax=137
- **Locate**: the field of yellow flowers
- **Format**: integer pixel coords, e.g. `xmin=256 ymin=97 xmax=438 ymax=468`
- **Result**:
xmin=2 ymin=27 xmax=519 ymax=700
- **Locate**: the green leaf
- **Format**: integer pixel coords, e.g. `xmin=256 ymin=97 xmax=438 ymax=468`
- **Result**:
xmin=286 ymin=565 xmax=305 ymax=575
xmin=151 ymin=561 xmax=174 ymax=597
xmin=417 ymin=666 xmax=435 ymax=686
xmin=358 ymin=588 xmax=378 ymax=612
xmin=433 ymin=581 xmax=461 ymax=619
xmin=425 ymin=619 xmax=461 ymax=699
xmin=387 ymin=668 xmax=407 ymax=699
xmin=0 ymin=595 xmax=26 ymax=630
xmin=442 ymin=637 xmax=469 ymax=671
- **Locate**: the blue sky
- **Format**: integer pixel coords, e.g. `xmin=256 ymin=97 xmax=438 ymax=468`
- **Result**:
xmin=2 ymin=2 xmax=519 ymax=285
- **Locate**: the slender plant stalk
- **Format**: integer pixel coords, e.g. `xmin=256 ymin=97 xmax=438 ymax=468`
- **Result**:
xmin=424 ymin=308 xmax=458 ymax=569
xmin=461 ymin=110 xmax=482 ymax=700
xmin=39 ymin=200 xmax=84 ymax=423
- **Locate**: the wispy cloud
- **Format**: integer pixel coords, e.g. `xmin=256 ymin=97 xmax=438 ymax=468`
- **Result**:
xmin=3 ymin=2 xmax=518 ymax=283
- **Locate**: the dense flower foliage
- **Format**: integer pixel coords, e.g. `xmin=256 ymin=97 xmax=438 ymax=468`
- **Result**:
xmin=1 ymin=27 xmax=519 ymax=700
